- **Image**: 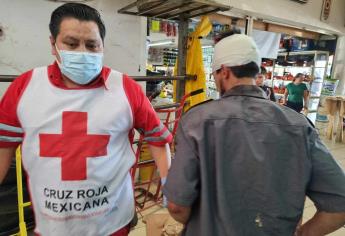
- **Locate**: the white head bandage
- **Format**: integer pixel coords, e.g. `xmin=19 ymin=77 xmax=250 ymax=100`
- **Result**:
xmin=212 ymin=34 xmax=261 ymax=73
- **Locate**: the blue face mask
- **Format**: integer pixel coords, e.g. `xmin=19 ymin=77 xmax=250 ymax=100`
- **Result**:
xmin=56 ymin=45 xmax=103 ymax=85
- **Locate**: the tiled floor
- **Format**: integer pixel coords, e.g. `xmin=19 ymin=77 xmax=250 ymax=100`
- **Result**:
xmin=129 ymin=138 xmax=345 ymax=236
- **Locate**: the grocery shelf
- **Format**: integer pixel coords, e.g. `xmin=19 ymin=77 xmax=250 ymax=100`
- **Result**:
xmin=275 ymin=66 xmax=312 ymax=69
xmin=278 ymin=50 xmax=329 ymax=56
xmin=119 ymin=0 xmax=230 ymax=101
xmin=269 ymin=50 xmax=329 ymax=124
xmin=273 ymin=79 xmax=294 ymax=82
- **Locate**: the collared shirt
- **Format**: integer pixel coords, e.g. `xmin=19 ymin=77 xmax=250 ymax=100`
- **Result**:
xmin=0 ymin=62 xmax=172 ymax=148
xmin=163 ymin=85 xmax=345 ymax=236
xmin=48 ymin=61 xmax=111 ymax=89
xmin=0 ymin=63 xmax=172 ymax=235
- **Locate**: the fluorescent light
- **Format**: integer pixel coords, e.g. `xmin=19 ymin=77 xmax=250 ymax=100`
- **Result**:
xmin=148 ymin=39 xmax=175 ymax=47
xmin=202 ymin=45 xmax=213 ymax=49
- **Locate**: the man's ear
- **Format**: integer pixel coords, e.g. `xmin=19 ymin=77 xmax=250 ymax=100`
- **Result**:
xmin=50 ymin=36 xmax=57 ymax=56
xmin=221 ymin=65 xmax=231 ymax=81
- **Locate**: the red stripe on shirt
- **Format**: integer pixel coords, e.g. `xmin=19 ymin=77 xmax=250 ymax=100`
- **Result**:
xmin=122 ymin=74 xmax=172 ymax=146
xmin=0 ymin=129 xmax=23 ymax=138
xmin=0 ymin=69 xmax=33 ymax=147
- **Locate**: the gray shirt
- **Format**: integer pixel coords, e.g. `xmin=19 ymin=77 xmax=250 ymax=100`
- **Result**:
xmin=163 ymin=85 xmax=345 ymax=236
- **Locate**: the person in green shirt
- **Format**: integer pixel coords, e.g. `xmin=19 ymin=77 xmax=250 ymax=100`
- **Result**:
xmin=283 ymin=73 xmax=309 ymax=113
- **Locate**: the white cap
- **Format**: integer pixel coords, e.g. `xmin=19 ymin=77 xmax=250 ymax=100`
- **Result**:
xmin=211 ymin=34 xmax=261 ymax=73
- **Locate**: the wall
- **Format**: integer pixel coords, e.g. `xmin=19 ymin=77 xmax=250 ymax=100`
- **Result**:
xmin=215 ymin=0 xmax=345 ymax=35
xmin=0 ymin=0 xmax=147 ymax=96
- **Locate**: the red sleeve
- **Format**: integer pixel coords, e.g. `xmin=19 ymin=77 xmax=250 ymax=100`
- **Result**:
xmin=123 ymin=75 xmax=172 ymax=146
xmin=0 ymin=70 xmax=33 ymax=148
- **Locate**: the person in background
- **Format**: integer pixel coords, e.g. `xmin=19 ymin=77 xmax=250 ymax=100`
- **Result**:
xmin=0 ymin=3 xmax=171 ymax=236
xmin=256 ymin=66 xmax=276 ymax=102
xmin=163 ymin=33 xmax=345 ymax=236
xmin=284 ymin=73 xmax=309 ymax=113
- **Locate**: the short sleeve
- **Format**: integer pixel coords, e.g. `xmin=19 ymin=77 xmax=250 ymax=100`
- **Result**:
xmin=163 ymin=122 xmax=200 ymax=206
xmin=0 ymin=70 xmax=32 ymax=148
xmin=306 ymin=130 xmax=345 ymax=212
xmin=286 ymin=83 xmax=291 ymax=92
xmin=123 ymin=75 xmax=172 ymax=146
xmin=303 ymin=83 xmax=309 ymax=91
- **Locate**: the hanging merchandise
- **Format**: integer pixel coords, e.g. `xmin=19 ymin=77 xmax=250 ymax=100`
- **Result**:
xmin=161 ymin=21 xmax=168 ymax=34
xmin=172 ymin=24 xmax=177 ymax=37
xmin=150 ymin=19 xmax=177 ymax=37
xmin=148 ymin=47 xmax=164 ymax=65
xmin=167 ymin=22 xmax=172 ymax=37
xmin=151 ymin=19 xmax=160 ymax=32
xmin=173 ymin=16 xmax=212 ymax=109
xmin=163 ymin=48 xmax=178 ymax=66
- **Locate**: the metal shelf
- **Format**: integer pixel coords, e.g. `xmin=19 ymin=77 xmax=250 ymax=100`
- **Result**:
xmin=278 ymin=50 xmax=329 ymax=56
xmin=0 ymin=75 xmax=16 ymax=82
xmin=131 ymin=75 xmax=196 ymax=81
xmin=118 ymin=0 xmax=230 ymax=20
xmin=275 ymin=66 xmax=312 ymax=69
xmin=0 ymin=75 xmax=196 ymax=83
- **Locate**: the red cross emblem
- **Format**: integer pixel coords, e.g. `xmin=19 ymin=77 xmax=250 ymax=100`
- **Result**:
xmin=39 ymin=111 xmax=110 ymax=181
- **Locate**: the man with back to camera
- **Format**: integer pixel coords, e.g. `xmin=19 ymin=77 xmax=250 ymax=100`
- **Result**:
xmin=163 ymin=32 xmax=345 ymax=236
xmin=0 ymin=3 xmax=172 ymax=236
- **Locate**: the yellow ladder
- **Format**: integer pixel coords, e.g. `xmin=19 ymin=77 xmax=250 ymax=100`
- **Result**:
xmin=11 ymin=148 xmax=31 ymax=236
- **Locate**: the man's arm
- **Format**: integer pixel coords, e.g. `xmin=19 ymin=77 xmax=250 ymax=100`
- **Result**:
xmin=303 ymin=90 xmax=309 ymax=110
xmin=0 ymin=147 xmax=16 ymax=184
xmin=163 ymin=122 xmax=200 ymax=224
xmin=167 ymin=201 xmax=191 ymax=224
xmin=283 ymin=88 xmax=288 ymax=104
xmin=297 ymin=212 xmax=345 ymax=236
xmin=305 ymin=129 xmax=345 ymax=235
xmin=148 ymin=143 xmax=171 ymax=178
xmin=267 ymin=87 xmax=272 ymax=98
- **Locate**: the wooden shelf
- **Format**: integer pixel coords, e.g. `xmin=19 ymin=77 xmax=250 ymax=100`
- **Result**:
xmin=118 ymin=0 xmax=230 ymax=20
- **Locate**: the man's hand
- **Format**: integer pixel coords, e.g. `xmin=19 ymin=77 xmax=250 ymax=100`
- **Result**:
xmin=295 ymin=211 xmax=345 ymax=236
xmin=0 ymin=147 xmax=16 ymax=184
xmin=167 ymin=201 xmax=191 ymax=224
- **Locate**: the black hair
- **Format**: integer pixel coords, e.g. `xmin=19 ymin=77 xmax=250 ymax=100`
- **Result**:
xmin=293 ymin=73 xmax=304 ymax=82
xmin=215 ymin=62 xmax=259 ymax=79
xmin=295 ymin=73 xmax=304 ymax=78
xmin=49 ymin=3 xmax=106 ymax=41
xmin=229 ymin=62 xmax=259 ymax=78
